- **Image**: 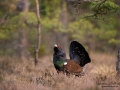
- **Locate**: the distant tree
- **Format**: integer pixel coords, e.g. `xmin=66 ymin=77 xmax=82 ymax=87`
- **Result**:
xmin=0 ymin=0 xmax=119 ymax=64
xmin=17 ymin=0 xmax=30 ymax=60
xmin=56 ymin=0 xmax=68 ymax=52
xmin=116 ymin=47 xmax=120 ymax=76
xmin=116 ymin=0 xmax=120 ymax=76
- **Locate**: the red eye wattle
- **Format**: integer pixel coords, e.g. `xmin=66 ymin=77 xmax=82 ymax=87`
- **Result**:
xmin=58 ymin=46 xmax=61 ymax=48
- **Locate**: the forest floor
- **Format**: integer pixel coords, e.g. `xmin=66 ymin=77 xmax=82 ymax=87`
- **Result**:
xmin=0 ymin=52 xmax=120 ymax=90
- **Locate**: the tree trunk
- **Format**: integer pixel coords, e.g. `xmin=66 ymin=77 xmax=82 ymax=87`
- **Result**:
xmin=17 ymin=0 xmax=29 ymax=60
xmin=116 ymin=0 xmax=120 ymax=4
xmin=116 ymin=0 xmax=120 ymax=76
xmin=116 ymin=47 xmax=120 ymax=76
xmin=18 ymin=29 xmax=28 ymax=60
xmin=116 ymin=0 xmax=120 ymax=19
xmin=56 ymin=0 xmax=68 ymax=52
xmin=34 ymin=0 xmax=41 ymax=66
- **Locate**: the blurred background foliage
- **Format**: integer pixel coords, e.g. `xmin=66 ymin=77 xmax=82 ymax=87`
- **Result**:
xmin=0 ymin=0 xmax=120 ymax=58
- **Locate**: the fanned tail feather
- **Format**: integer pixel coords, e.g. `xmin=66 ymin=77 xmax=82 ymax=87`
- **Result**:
xmin=69 ymin=41 xmax=91 ymax=67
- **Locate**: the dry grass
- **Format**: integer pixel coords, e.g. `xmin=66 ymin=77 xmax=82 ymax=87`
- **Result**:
xmin=0 ymin=52 xmax=120 ymax=90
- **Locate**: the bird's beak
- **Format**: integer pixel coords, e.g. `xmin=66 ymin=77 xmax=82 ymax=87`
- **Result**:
xmin=54 ymin=44 xmax=57 ymax=47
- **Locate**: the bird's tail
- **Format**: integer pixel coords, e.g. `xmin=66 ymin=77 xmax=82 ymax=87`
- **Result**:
xmin=69 ymin=41 xmax=91 ymax=67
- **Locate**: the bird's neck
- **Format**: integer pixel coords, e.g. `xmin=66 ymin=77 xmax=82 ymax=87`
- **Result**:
xmin=54 ymin=59 xmax=66 ymax=68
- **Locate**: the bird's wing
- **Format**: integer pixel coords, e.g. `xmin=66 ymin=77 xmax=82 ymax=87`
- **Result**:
xmin=64 ymin=60 xmax=82 ymax=73
xmin=69 ymin=41 xmax=91 ymax=67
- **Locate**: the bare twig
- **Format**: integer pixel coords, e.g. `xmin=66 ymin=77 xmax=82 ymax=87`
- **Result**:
xmin=34 ymin=0 xmax=41 ymax=66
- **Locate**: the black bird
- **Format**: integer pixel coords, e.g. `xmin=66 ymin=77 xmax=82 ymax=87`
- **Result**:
xmin=53 ymin=41 xmax=91 ymax=75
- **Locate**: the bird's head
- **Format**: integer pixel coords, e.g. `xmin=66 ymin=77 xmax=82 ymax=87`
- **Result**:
xmin=54 ymin=44 xmax=62 ymax=53
xmin=53 ymin=44 xmax=66 ymax=60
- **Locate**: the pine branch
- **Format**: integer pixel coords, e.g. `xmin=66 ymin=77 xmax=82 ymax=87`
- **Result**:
xmin=94 ymin=0 xmax=106 ymax=17
xmin=82 ymin=0 xmax=108 ymax=19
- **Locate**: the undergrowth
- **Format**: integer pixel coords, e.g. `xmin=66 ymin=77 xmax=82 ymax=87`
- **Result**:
xmin=0 ymin=52 xmax=120 ymax=90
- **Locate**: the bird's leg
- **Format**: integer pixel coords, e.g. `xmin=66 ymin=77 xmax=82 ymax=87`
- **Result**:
xmin=75 ymin=74 xmax=81 ymax=77
xmin=75 ymin=67 xmax=85 ymax=77
xmin=65 ymin=71 xmax=70 ymax=78
xmin=81 ymin=66 xmax=85 ymax=76
xmin=57 ymin=70 xmax=60 ymax=74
